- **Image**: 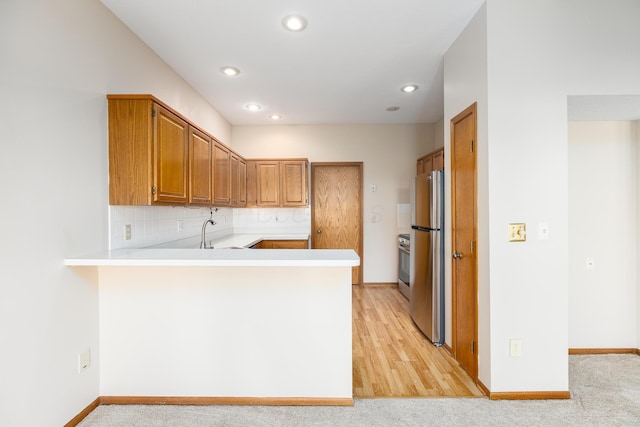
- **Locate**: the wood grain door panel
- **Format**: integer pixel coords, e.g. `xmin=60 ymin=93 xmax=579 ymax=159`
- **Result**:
xmin=311 ymin=163 xmax=363 ymax=285
xmin=213 ymin=142 xmax=230 ymax=205
xmin=153 ymin=104 xmax=188 ymax=204
xmin=451 ymin=103 xmax=478 ymax=380
xmin=188 ymin=126 xmax=212 ymax=205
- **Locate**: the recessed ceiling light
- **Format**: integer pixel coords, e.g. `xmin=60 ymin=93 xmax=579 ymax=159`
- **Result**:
xmin=401 ymin=84 xmax=418 ymax=93
xmin=386 ymin=106 xmax=400 ymax=112
xmin=282 ymin=15 xmax=307 ymax=31
xmin=269 ymin=114 xmax=282 ymax=120
xmin=246 ymin=104 xmax=262 ymax=112
xmin=220 ymin=66 xmax=240 ymax=77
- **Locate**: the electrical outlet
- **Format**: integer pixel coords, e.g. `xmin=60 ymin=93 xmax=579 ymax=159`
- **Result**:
xmin=510 ymin=339 xmax=522 ymax=358
xmin=78 ymin=348 xmax=91 ymax=373
xmin=538 ymin=222 xmax=549 ymax=240
xmin=177 ymin=220 xmax=184 ymax=232
xmin=124 ymin=224 xmax=131 ymax=240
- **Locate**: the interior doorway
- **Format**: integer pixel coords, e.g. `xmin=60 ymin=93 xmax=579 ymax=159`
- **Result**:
xmin=450 ymin=103 xmax=479 ymax=381
xmin=310 ymin=162 xmax=363 ymax=285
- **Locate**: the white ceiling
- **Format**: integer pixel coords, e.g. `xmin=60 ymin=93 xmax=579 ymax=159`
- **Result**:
xmin=100 ymin=0 xmax=485 ymax=126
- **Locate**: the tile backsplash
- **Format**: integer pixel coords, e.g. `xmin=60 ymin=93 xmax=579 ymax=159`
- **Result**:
xmin=109 ymin=205 xmax=311 ymax=249
xmin=233 ymin=207 xmax=311 ymax=234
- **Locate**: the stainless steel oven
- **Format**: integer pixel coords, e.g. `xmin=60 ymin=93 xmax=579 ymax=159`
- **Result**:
xmin=398 ymin=234 xmax=410 ymax=299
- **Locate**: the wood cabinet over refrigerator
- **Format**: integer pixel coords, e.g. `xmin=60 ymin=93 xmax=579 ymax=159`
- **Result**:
xmin=417 ymin=147 xmax=445 ymax=175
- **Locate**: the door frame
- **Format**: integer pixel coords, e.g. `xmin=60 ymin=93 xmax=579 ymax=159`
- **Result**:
xmin=310 ymin=162 xmax=364 ymax=285
xmin=450 ymin=102 xmax=479 ymax=380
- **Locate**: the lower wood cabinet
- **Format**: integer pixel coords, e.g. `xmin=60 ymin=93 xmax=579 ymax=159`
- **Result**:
xmin=252 ymin=240 xmax=309 ymax=249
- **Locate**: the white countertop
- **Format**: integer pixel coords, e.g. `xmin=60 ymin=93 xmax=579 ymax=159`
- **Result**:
xmin=65 ymin=233 xmax=360 ymax=267
xmin=147 ymin=233 xmax=310 ymax=250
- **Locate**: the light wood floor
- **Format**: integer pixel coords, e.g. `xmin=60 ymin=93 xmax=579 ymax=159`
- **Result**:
xmin=352 ymin=284 xmax=484 ymax=398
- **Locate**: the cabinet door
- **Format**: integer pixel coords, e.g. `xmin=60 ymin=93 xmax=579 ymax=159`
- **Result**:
xmin=271 ymin=240 xmax=308 ymax=249
xmin=239 ymin=158 xmax=247 ymax=207
xmin=188 ymin=127 xmax=212 ymax=205
xmin=213 ymin=142 xmax=230 ymax=205
xmin=230 ymin=153 xmax=240 ymax=206
xmin=422 ymin=156 xmax=434 ymax=175
xmin=432 ymin=149 xmax=445 ymax=171
xmin=153 ymin=104 xmax=189 ymax=204
xmin=281 ymin=161 xmax=308 ymax=206
xmin=417 ymin=159 xmax=425 ymax=175
xmin=256 ymin=161 xmax=280 ymax=206
xmin=246 ymin=160 xmax=257 ymax=207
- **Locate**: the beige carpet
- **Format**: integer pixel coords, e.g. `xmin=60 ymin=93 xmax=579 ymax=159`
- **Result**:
xmin=78 ymin=354 xmax=640 ymax=426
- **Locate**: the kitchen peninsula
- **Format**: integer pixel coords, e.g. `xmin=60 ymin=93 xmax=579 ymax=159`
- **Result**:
xmin=65 ymin=239 xmax=359 ymax=405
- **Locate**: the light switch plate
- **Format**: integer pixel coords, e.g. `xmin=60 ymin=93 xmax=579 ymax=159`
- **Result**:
xmin=508 ymin=223 xmax=526 ymax=242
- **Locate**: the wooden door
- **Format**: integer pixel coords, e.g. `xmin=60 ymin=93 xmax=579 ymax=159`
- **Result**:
xmin=213 ymin=141 xmax=230 ymax=205
xmin=450 ymin=103 xmax=478 ymax=380
xmin=188 ymin=126 xmax=212 ymax=205
xmin=281 ymin=160 xmax=308 ymax=207
xmin=311 ymin=163 xmax=363 ymax=284
xmin=153 ymin=103 xmax=188 ymax=204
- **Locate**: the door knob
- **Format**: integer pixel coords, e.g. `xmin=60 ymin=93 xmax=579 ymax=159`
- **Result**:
xmin=452 ymin=251 xmax=462 ymax=259
xmin=316 ymin=229 xmax=322 ymax=234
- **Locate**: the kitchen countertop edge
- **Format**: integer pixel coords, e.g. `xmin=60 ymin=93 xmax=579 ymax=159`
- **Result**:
xmin=64 ymin=248 xmax=359 ymax=267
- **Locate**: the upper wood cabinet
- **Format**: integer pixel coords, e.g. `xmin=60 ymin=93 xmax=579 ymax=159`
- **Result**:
xmin=281 ymin=160 xmax=308 ymax=207
xmin=417 ymin=147 xmax=445 ymax=175
xmin=108 ymin=96 xmax=190 ymax=205
xmin=254 ymin=160 xmax=281 ymax=207
xmin=432 ymin=149 xmax=444 ymax=171
xmin=108 ymin=94 xmax=238 ymax=207
xmin=229 ymin=154 xmax=246 ymax=208
xmin=238 ymin=158 xmax=247 ymax=207
xmin=213 ymin=141 xmax=230 ymax=206
xmin=188 ymin=126 xmax=212 ymax=205
xmin=246 ymin=159 xmax=308 ymax=207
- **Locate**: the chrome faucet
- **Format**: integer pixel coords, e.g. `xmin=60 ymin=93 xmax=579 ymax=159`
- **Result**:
xmin=200 ymin=208 xmax=217 ymax=249
xmin=200 ymin=219 xmax=216 ymax=248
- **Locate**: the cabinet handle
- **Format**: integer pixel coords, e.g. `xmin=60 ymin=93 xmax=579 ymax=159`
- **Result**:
xmin=316 ymin=229 xmax=322 ymax=234
xmin=452 ymin=251 xmax=462 ymax=259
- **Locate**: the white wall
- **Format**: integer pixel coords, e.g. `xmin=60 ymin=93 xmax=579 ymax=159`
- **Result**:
xmin=568 ymin=121 xmax=637 ymax=348
xmin=232 ymin=124 xmax=434 ymax=283
xmin=443 ymin=0 xmax=640 ymax=394
xmin=0 ymin=0 xmax=230 ymax=424
xmin=98 ymin=265 xmax=352 ymax=398
xmin=443 ymin=3 xmax=490 ymax=384
xmin=636 ymin=120 xmax=640 ymax=349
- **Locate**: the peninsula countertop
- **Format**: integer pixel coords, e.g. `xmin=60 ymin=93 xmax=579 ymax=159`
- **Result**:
xmin=64 ymin=233 xmax=359 ymax=268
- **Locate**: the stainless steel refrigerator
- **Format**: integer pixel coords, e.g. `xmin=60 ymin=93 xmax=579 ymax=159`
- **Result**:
xmin=410 ymin=170 xmax=444 ymax=346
